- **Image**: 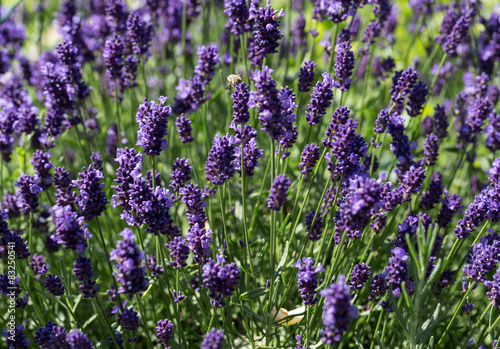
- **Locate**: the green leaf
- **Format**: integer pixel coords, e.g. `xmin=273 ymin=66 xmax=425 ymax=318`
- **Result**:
xmin=376 ymin=331 xmax=388 ymax=349
xmin=240 ymin=287 xmax=268 ymax=301
xmin=390 ymin=295 xmax=408 ymax=334
xmin=276 ymin=241 xmax=289 ymax=271
xmin=82 ymin=313 xmax=99 ymax=329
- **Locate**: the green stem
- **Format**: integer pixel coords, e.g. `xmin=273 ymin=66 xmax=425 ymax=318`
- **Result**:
xmin=113 ymin=79 xmax=122 ymax=145
xmin=96 ymin=218 xmax=124 ymax=312
xmin=436 ymin=284 xmax=473 ymax=347
xmin=240 ymin=126 xmax=254 ymax=279
xmin=135 ymin=294 xmax=155 ymax=347
xmin=327 ymin=23 xmax=340 ymax=74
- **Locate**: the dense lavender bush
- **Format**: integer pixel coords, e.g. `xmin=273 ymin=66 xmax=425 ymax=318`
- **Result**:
xmin=2 ymin=1 xmax=500 ymax=348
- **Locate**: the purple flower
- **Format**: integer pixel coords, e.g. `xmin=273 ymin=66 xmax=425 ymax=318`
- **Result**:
xmin=392 ymin=215 xmax=418 ymax=252
xmin=234 ymin=137 xmax=264 ymax=177
xmin=298 ymin=60 xmax=316 ymax=93
xmin=51 ymin=205 xmax=91 ymax=254
xmin=194 ymin=44 xmax=220 ymax=85
xmin=73 ymin=165 xmax=109 ymax=221
xmin=334 ymin=176 xmax=383 ymax=242
xmin=463 ymin=232 xmax=500 ymax=282
xmin=202 ymin=254 xmax=241 ymax=307
xmin=437 ymin=190 xmax=463 ymax=228
xmin=224 ymin=0 xmax=250 ymax=35
xmin=180 ymin=182 xmax=207 ymax=227
xmin=349 ymin=263 xmax=372 ymax=291
xmin=442 ymin=14 xmax=471 ymax=56
xmin=170 ymin=158 xmax=192 ymax=194
xmin=41 ymin=62 xmax=74 ymax=116
xmin=232 ymin=82 xmax=251 ymax=124
xmin=420 ymin=172 xmax=444 ymax=211
xmin=168 ymin=236 xmax=190 ymax=269
xmin=201 ymin=328 xmax=224 ymax=349
xmin=335 ymin=41 xmax=355 ymax=92
xmin=30 ymin=253 xmax=49 ymax=282
xmin=147 ymin=254 xmax=164 ymax=278
xmin=423 ymin=133 xmax=439 ymax=167
xmin=247 ymin=1 xmax=284 ymax=66
xmin=299 ymin=143 xmax=320 ymax=175
xmin=186 ymin=223 xmax=213 ymax=265
xmin=123 ymin=55 xmax=140 ymax=89
xmin=305 ymin=73 xmax=335 ymax=126
xmin=0 ymin=272 xmax=28 ymax=309
xmin=323 ymin=106 xmax=351 ymax=148
xmin=305 ymin=210 xmax=324 ymax=242
xmin=407 ymin=81 xmax=428 ymax=117
xmin=454 ymin=188 xmax=498 ymax=239
xmin=126 ymin=11 xmax=153 ymax=56
xmin=136 ymin=96 xmax=171 ymax=156
xmin=175 ymin=114 xmax=193 ymax=143
xmin=15 ymin=174 xmax=42 ymax=214
xmin=486 ymin=111 xmax=500 ymax=152
xmin=44 ymin=274 xmax=65 ymax=296
xmin=399 ymin=160 xmax=427 ymax=201
xmin=31 ymin=150 xmax=54 ymax=190
xmin=105 ymin=0 xmax=128 ymax=34
xmin=103 ymin=33 xmax=124 ymax=80
xmin=34 ymin=321 xmax=66 ymax=347
xmin=320 ymin=275 xmax=357 ymax=345
xmin=54 ymin=167 xmax=75 ymax=207
xmin=433 ymin=104 xmax=449 ymax=140
xmin=73 ymin=256 xmax=98 ymax=298
xmin=390 ymin=68 xmax=419 ymax=112
xmin=277 ymin=87 xmax=298 ymax=158
xmin=118 ymin=305 xmax=139 ymax=331
xmin=387 ymin=115 xmax=415 ymax=172
xmin=172 ymin=76 xmax=206 ymax=114
xmin=369 ymin=273 xmax=388 ymax=303
xmin=268 ymin=174 xmax=291 ymax=211
xmin=386 ymin=247 xmax=414 ymax=298
xmin=66 ymin=330 xmax=93 ymax=348
xmin=484 ymin=268 xmax=500 ymax=308
xmin=250 ymin=66 xmax=286 ymax=140
xmin=156 ymin=319 xmax=173 ymax=349
xmin=458 ymin=98 xmax=492 ymax=148
xmin=110 ymin=228 xmax=149 ymax=297
xmin=295 ymin=257 xmax=323 ymax=305
xmin=3 ymin=324 xmax=30 ymax=349
xmin=206 ymin=133 xmax=237 ymax=186
xmin=374 ymin=109 xmax=390 ymax=134
xmin=55 ymin=41 xmax=91 ymax=101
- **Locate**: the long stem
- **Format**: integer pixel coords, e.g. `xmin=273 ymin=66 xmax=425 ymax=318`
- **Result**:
xmin=327 ymin=23 xmax=340 ymax=74
xmin=436 ymin=284 xmax=473 ymax=347
xmin=135 ymin=294 xmax=155 ymax=347
xmin=266 ymin=139 xmax=277 ymax=346
xmin=141 ymin=57 xmax=148 ymax=100
xmin=96 ymin=218 xmax=124 ymax=312
xmin=113 ymin=79 xmax=122 ymax=145
xmin=240 ymin=126 xmax=254 ymax=279
xmin=181 ymin=0 xmax=188 ymax=78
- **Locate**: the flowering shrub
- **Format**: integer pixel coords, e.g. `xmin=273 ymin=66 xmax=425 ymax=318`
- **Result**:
xmin=1 ymin=0 xmax=500 ymax=348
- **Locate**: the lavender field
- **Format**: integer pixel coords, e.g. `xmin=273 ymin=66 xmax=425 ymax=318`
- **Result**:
xmin=0 ymin=0 xmax=500 ymax=348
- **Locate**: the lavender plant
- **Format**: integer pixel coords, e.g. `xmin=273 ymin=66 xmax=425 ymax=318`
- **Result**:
xmin=1 ymin=1 xmax=500 ymax=348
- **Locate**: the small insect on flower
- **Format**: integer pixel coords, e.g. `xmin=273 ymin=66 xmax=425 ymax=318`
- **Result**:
xmin=227 ymin=74 xmax=243 ymax=90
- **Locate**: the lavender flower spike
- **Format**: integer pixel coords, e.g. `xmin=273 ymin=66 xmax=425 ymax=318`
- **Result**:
xmin=335 ymin=41 xmax=355 ymax=92
xmin=15 ymin=174 xmax=42 ymax=214
xmin=268 ymin=174 xmax=291 ymax=211
xmin=206 ymin=133 xmax=237 ymax=186
xmin=295 ymin=257 xmax=323 ymax=305
xmin=194 ymin=44 xmax=220 ymax=84
xmin=320 ymin=275 xmax=357 ymax=345
xmin=305 ymin=73 xmax=335 ymax=126
xmin=110 ymin=228 xmax=149 ymax=296
xmin=136 ymin=96 xmax=171 ymax=156
xmin=201 ymin=328 xmax=224 ymax=349
xmin=73 ymin=165 xmax=109 ymax=221
xmin=298 ymin=60 xmax=316 ymax=93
